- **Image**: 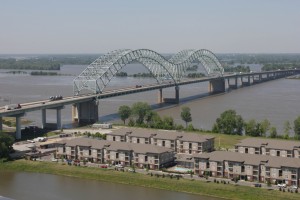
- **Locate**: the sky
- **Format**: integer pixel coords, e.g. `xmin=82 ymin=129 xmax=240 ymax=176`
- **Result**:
xmin=0 ymin=0 xmax=300 ymax=54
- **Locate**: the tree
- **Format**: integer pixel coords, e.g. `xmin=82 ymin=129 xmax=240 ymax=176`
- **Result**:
xmin=245 ymin=119 xmax=258 ymax=137
xmin=269 ymin=127 xmax=277 ymax=138
xmin=162 ymin=116 xmax=174 ymax=130
xmin=131 ymin=102 xmax=151 ymax=125
xmin=0 ymin=133 xmax=15 ymax=158
xmin=213 ymin=110 xmax=244 ymax=135
xmin=118 ymin=105 xmax=131 ymax=124
xmin=145 ymin=110 xmax=155 ymax=126
xmin=294 ymin=116 xmax=300 ymax=138
xmin=260 ymin=119 xmax=270 ymax=137
xmin=283 ymin=121 xmax=291 ymax=139
xmin=180 ymin=106 xmax=192 ymax=128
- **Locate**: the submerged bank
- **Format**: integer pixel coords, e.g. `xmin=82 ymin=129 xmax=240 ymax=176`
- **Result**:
xmin=0 ymin=160 xmax=299 ymax=200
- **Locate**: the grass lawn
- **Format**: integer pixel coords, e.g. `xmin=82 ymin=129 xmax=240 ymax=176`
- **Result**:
xmin=1 ymin=160 xmax=299 ymax=200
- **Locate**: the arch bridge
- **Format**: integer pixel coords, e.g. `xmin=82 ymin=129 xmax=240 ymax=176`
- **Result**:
xmin=73 ymin=49 xmax=224 ymax=95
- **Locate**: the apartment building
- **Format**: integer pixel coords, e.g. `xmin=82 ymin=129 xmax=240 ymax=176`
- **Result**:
xmin=56 ymin=138 xmax=109 ymax=163
xmin=56 ymin=137 xmax=175 ymax=170
xmin=194 ymin=151 xmax=300 ymax=186
xmin=235 ymin=138 xmax=300 ymax=158
xmin=176 ymin=133 xmax=215 ymax=154
xmin=106 ymin=128 xmax=215 ymax=154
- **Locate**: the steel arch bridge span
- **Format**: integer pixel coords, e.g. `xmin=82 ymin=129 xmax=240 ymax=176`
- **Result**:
xmin=73 ymin=49 xmax=224 ymax=95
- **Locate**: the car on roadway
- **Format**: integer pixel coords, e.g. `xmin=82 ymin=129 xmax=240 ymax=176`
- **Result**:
xmin=277 ymin=183 xmax=287 ymax=188
xmin=291 ymin=185 xmax=298 ymax=190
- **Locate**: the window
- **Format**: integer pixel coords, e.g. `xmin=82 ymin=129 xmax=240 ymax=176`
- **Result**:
xmin=189 ymin=143 xmax=192 ymax=148
xmin=279 ymin=170 xmax=282 ymax=177
xmin=113 ymin=136 xmax=116 ymax=141
xmin=206 ymin=162 xmax=210 ymax=169
xmin=242 ymin=166 xmax=245 ymax=172
xmin=63 ymin=147 xmax=66 ymax=153
xmin=145 ymin=156 xmax=148 ymax=162
xmin=245 ymin=148 xmax=248 ymax=154
xmin=277 ymin=151 xmax=280 ymax=156
xmin=162 ymin=141 xmax=165 ymax=147
xmin=89 ymin=150 xmax=91 ymax=156
xmin=137 ymin=138 xmax=140 ymax=143
xmin=116 ymin=153 xmax=119 ymax=159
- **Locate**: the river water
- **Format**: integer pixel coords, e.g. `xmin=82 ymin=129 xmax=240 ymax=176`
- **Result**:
xmin=0 ymin=171 xmax=220 ymax=200
xmin=0 ymin=64 xmax=299 ymax=134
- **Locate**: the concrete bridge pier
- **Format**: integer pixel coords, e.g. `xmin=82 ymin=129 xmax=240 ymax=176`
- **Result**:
xmin=15 ymin=113 xmax=25 ymax=139
xmin=228 ymin=77 xmax=238 ymax=89
xmin=163 ymin=86 xmax=180 ymax=104
xmin=242 ymin=76 xmax=251 ymax=86
xmin=72 ymin=100 xmax=99 ymax=124
xmin=56 ymin=108 xmax=62 ymax=130
xmin=158 ymin=88 xmax=163 ymax=103
xmin=209 ymin=78 xmax=225 ymax=94
xmin=41 ymin=109 xmax=46 ymax=129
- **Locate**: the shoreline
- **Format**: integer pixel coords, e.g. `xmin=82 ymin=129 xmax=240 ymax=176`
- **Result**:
xmin=1 ymin=160 xmax=299 ymax=200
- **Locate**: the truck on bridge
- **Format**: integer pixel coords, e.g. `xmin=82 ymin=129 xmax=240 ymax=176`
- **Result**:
xmin=5 ymin=104 xmax=21 ymax=110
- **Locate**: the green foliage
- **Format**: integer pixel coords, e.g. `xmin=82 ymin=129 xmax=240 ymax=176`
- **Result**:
xmin=132 ymin=73 xmax=153 ymax=78
xmin=0 ymin=58 xmax=60 ymax=70
xmin=30 ymin=71 xmax=58 ymax=76
xmin=187 ymin=124 xmax=195 ymax=131
xmin=0 ymin=133 xmax=15 ymax=158
xmin=293 ymin=116 xmax=300 ymax=137
xmin=186 ymin=73 xmax=205 ymax=78
xmin=244 ymin=119 xmax=260 ymax=137
xmin=128 ymin=118 xmax=135 ymax=127
xmin=181 ymin=106 xmax=192 ymax=128
xmin=186 ymin=65 xmax=198 ymax=71
xmin=131 ymin=102 xmax=151 ymax=124
xmin=162 ymin=116 xmax=174 ymax=130
xmin=115 ymin=72 xmax=128 ymax=77
xmin=260 ymin=119 xmax=270 ymax=137
xmin=224 ymin=65 xmax=250 ymax=73
xmin=269 ymin=127 xmax=277 ymax=138
xmin=262 ymin=63 xmax=300 ymax=71
xmin=284 ymin=121 xmax=292 ymax=136
xmin=118 ymin=105 xmax=131 ymax=124
xmin=213 ymin=110 xmax=244 ymax=135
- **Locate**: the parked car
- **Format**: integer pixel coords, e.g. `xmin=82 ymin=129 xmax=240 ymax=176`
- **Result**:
xmin=115 ymin=164 xmax=123 ymax=168
xmin=253 ymin=183 xmax=262 ymax=187
xmin=277 ymin=183 xmax=287 ymax=188
xmin=49 ymin=95 xmax=63 ymax=101
xmin=100 ymin=165 xmax=108 ymax=168
xmin=291 ymin=185 xmax=298 ymax=190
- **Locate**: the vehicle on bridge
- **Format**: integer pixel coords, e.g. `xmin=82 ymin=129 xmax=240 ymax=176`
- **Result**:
xmin=5 ymin=104 xmax=21 ymax=110
xmin=49 ymin=95 xmax=63 ymax=101
xmin=135 ymin=85 xmax=142 ymax=88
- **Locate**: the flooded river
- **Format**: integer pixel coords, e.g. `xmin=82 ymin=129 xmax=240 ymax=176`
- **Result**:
xmin=0 ymin=171 xmax=220 ymax=200
xmin=0 ymin=64 xmax=299 ymax=134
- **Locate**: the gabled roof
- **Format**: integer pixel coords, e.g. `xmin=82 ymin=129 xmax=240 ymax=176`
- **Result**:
xmin=235 ymin=138 xmax=300 ymax=151
xmin=194 ymin=151 xmax=300 ymax=168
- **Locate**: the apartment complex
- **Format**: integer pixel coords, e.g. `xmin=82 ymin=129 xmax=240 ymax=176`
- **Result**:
xmin=235 ymin=138 xmax=300 ymax=158
xmin=193 ymin=151 xmax=300 ymax=186
xmin=56 ymin=137 xmax=174 ymax=169
xmin=106 ymin=128 xmax=215 ymax=154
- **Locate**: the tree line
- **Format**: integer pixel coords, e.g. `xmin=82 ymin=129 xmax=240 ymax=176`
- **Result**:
xmin=0 ymin=132 xmax=14 ymax=159
xmin=0 ymin=58 xmax=60 ymax=70
xmin=118 ymin=102 xmax=193 ymax=131
xmin=118 ymin=102 xmax=300 ymax=140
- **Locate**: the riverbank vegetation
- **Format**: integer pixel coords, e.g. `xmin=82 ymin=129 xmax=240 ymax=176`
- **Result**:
xmin=118 ymin=102 xmax=300 ymax=142
xmin=0 ymin=160 xmax=299 ymax=200
xmin=224 ymin=65 xmax=251 ymax=73
xmin=0 ymin=133 xmax=14 ymax=159
xmin=0 ymin=58 xmax=60 ymax=70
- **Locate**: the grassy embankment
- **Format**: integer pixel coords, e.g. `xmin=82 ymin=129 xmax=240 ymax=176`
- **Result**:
xmin=1 ymin=160 xmax=299 ymax=200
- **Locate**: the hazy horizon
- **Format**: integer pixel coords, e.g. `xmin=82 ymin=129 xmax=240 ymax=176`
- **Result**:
xmin=1 ymin=0 xmax=300 ymax=54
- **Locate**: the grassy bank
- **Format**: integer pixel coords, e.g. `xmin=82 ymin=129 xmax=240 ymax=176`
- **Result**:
xmin=1 ymin=160 xmax=299 ymax=200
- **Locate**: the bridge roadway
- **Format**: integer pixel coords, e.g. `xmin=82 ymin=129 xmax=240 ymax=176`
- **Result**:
xmin=0 ymin=69 xmax=298 ymax=139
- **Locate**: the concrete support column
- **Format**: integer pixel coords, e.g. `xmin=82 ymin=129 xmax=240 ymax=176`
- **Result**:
xmin=16 ymin=115 xmax=22 ymax=140
xmin=56 ymin=108 xmax=62 ymax=130
xmin=41 ymin=109 xmax=46 ymax=129
xmin=209 ymin=78 xmax=225 ymax=94
xmin=72 ymin=104 xmax=79 ymax=123
xmin=76 ymin=101 xmax=99 ymax=124
xmin=175 ymin=85 xmax=179 ymax=104
xmin=158 ymin=88 xmax=163 ymax=103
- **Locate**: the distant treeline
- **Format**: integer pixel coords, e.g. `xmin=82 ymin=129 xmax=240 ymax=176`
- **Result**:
xmin=186 ymin=65 xmax=198 ymax=71
xmin=30 ymin=71 xmax=58 ymax=76
xmin=224 ymin=65 xmax=250 ymax=73
xmin=0 ymin=58 xmax=60 ymax=70
xmin=186 ymin=73 xmax=205 ymax=78
xmin=262 ymin=63 xmax=300 ymax=71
